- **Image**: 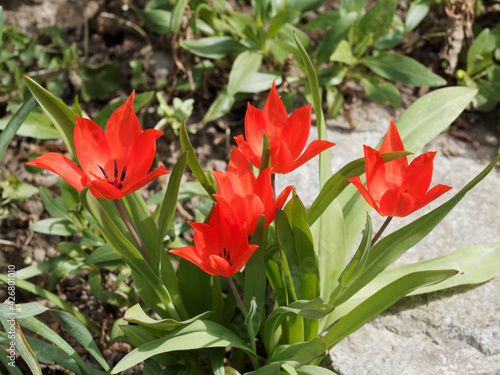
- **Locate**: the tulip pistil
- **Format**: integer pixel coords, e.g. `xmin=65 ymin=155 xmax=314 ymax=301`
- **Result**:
xmin=219 ymin=248 xmax=232 ymax=266
xmin=98 ymin=160 xmax=127 ymax=189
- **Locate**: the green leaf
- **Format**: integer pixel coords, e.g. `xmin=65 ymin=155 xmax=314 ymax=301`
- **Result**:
xmin=353 ymin=0 xmax=397 ymax=44
xmin=157 ymin=152 xmax=188 ymax=248
xmin=268 ymin=337 xmax=328 ymax=368
xmin=325 ymin=85 xmax=344 ymax=119
xmin=330 ymin=39 xmax=356 ymax=65
xmin=0 ymin=317 xmax=42 ymax=375
xmin=466 ymin=28 xmax=498 ymax=76
xmin=0 ymin=96 xmax=37 ymax=162
xmin=340 ymin=0 xmax=367 ymax=18
xmin=227 ymin=51 xmax=263 ymax=95
xmin=170 ymin=0 xmax=188 ymax=35
xmin=76 ymin=62 xmax=122 ymax=101
xmin=238 ymin=71 xmax=282 ymax=93
xmin=302 ymin=11 xmax=341 ymax=30
xmin=179 ymin=120 xmax=217 ymax=197
xmin=133 ymin=6 xmax=171 ymax=34
xmin=111 ymin=320 xmax=256 ymax=373
xmin=124 ymin=303 xmax=211 ymax=332
xmin=359 ymin=75 xmax=401 ymax=107
xmin=0 ymin=302 xmax=48 ymax=319
xmin=308 ymin=151 xmax=410 ymax=226
xmin=0 ymin=275 xmax=99 ymax=333
xmin=405 ymin=0 xmax=435 ymax=32
xmin=29 ymin=217 xmax=77 ymax=236
xmin=373 ymin=14 xmax=405 ymax=50
xmin=297 ymin=365 xmax=338 ymax=375
xmin=85 ymin=244 xmax=122 ymax=264
xmin=39 ymin=186 xmax=71 ymax=221
xmin=264 ymin=298 xmax=334 ymax=352
xmin=49 ymin=310 xmax=110 ymax=371
xmin=360 ymin=51 xmax=447 ymax=87
xmin=315 ymin=12 xmax=357 ymax=66
xmin=203 ymin=88 xmax=237 ymax=122
xmin=181 ymin=36 xmax=247 ymax=59
xmin=18 ymin=316 xmax=99 ymax=375
xmin=245 ymin=216 xmax=267 ymax=310
xmin=285 ymin=0 xmax=326 ymax=12
xmin=323 ymin=270 xmax=458 ymax=348
xmin=0 ymin=112 xmax=59 ymax=140
xmin=24 ymin=76 xmax=77 ymax=160
xmin=267 ymin=9 xmax=301 ymax=38
xmin=337 ymin=154 xmax=500 ymax=305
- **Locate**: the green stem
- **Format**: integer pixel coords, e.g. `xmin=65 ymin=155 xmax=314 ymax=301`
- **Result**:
xmin=227 ymin=276 xmax=247 ymax=316
xmin=114 ymin=199 xmax=154 ymax=269
xmin=371 ymin=216 xmax=393 ymax=247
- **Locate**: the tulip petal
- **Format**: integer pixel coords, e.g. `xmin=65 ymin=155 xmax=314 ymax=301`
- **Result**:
xmin=89 ymin=180 xmax=123 ymax=200
xmin=379 ymin=120 xmax=407 ymax=186
xmin=363 ymin=145 xmax=388 ymax=202
xmin=379 ymin=187 xmax=415 ymax=217
xmin=234 ymin=134 xmax=261 ymax=169
xmin=244 ymin=103 xmax=267 ymax=156
xmin=74 ymin=117 xmax=111 ymax=179
xmin=262 ymin=82 xmax=288 ymax=142
xmin=213 ymin=171 xmax=235 ymax=201
xmin=268 ymin=185 xmax=293 ymax=227
xmin=401 ymin=152 xmax=436 ymax=201
xmin=121 ymin=166 xmax=169 ymax=196
xmin=280 ymin=104 xmax=312 ymax=160
xmin=26 ymin=153 xmax=87 ymax=191
xmin=190 ymin=221 xmax=221 ymax=256
xmin=226 ymin=147 xmax=256 ymax=196
xmin=124 ymin=128 xmax=164 ymax=186
xmin=412 ymin=184 xmax=452 ymax=212
xmin=105 ymin=91 xmax=142 ymax=163
xmin=270 ymin=142 xmax=293 ymax=174
xmin=348 ymin=176 xmax=382 ymax=215
xmin=285 ymin=140 xmax=335 ymax=174
xmin=170 ymin=246 xmax=217 ymax=275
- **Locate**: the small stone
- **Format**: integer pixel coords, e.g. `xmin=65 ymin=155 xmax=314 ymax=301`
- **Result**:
xmin=33 ymin=248 xmax=46 ymax=262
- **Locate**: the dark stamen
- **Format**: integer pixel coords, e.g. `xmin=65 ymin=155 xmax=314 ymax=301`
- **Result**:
xmin=114 ymin=160 xmax=118 ymax=178
xmin=224 ymin=248 xmax=227 ymax=258
xmin=227 ymin=251 xmax=230 ymax=261
xmin=120 ymin=166 xmax=127 ymax=181
xmin=98 ymin=165 xmax=108 ymax=179
xmin=219 ymin=252 xmax=222 ymax=257
xmin=117 ymin=182 xmax=123 ymax=189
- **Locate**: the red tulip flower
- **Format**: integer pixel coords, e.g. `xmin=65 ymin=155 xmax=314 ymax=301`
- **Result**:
xmin=234 ymin=82 xmax=335 ymax=174
xmin=170 ymin=203 xmax=259 ymax=277
xmin=348 ymin=120 xmax=452 ymax=217
xmin=27 ymin=92 xmax=169 ymax=200
xmin=213 ymin=146 xmax=293 ymax=235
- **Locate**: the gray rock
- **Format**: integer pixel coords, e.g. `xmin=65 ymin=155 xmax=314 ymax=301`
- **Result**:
xmin=276 ymin=103 xmax=500 ymax=374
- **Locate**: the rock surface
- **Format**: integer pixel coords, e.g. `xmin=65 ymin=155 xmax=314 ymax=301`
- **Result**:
xmin=276 ymin=102 xmax=500 ymax=375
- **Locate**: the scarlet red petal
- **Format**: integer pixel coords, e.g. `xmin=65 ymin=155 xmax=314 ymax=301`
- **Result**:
xmin=348 ymin=176 xmax=383 ymax=215
xmin=412 ymin=184 xmax=452 ymax=212
xmin=379 ymin=120 xmax=407 ymax=186
xmin=213 ymin=171 xmax=235 ymax=201
xmin=262 ymin=82 xmax=288 ymax=142
xmin=124 ymin=128 xmax=164 ymax=186
xmin=105 ymin=91 xmax=142 ymax=163
xmin=285 ymin=140 xmax=335 ymax=174
xmin=120 ymin=165 xmax=169 ymax=196
xmin=26 ymin=153 xmax=88 ymax=191
xmin=280 ymin=104 xmax=312 ymax=160
xmin=89 ymin=180 xmax=123 ymax=200
xmin=363 ymin=145 xmax=388 ymax=202
xmin=234 ymin=134 xmax=261 ymax=169
xmin=270 ymin=142 xmax=293 ymax=174
xmin=206 ymin=255 xmax=235 ymax=277
xmin=190 ymin=221 xmax=221 ymax=256
xmin=379 ymin=187 xmax=415 ymax=217
xmin=226 ymin=146 xmax=256 ymax=196
xmin=74 ymin=117 xmax=111 ymax=179
xmin=401 ymin=152 xmax=436 ymax=201
xmin=244 ymin=103 xmax=267 ymax=156
xmin=238 ymin=194 xmax=265 ymax=235
xmin=229 ymin=244 xmax=259 ymax=275
xmin=170 ymin=246 xmax=220 ymax=276
xmin=253 ymin=168 xmax=274 ymax=207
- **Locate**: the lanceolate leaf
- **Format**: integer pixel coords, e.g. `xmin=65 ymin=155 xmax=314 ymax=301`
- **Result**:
xmin=111 ymin=320 xmax=256 ymax=373
xmin=0 ymin=96 xmax=37 ymax=162
xmin=360 ymin=51 xmax=447 ymax=87
xmin=170 ymin=0 xmax=188 ymax=35
xmin=323 ymin=269 xmax=458 ymax=348
xmin=24 ymin=76 xmax=77 ymax=160
xmin=227 ymin=50 xmax=263 ymax=95
xmin=336 ymin=153 xmax=500 ymax=305
xmin=179 ymin=120 xmax=217 ymax=197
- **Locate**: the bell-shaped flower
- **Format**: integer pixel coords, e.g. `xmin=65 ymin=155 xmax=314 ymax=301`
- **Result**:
xmin=213 ymin=146 xmax=293 ymax=235
xmin=27 ymin=92 xmax=169 ymax=200
xmin=234 ymin=82 xmax=335 ymax=174
xmin=170 ymin=203 xmax=259 ymax=277
xmin=348 ymin=120 xmax=452 ymax=217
